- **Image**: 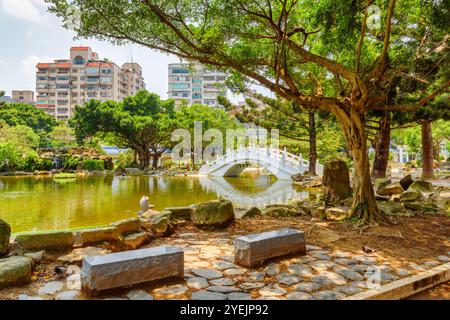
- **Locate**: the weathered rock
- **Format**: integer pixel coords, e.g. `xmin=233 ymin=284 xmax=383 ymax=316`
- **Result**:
xmin=191 ymin=268 xmax=223 ymax=279
xmin=325 ymin=207 xmax=349 ymax=221
xmin=262 ymin=205 xmax=300 ymax=217
xmin=192 ymin=200 xmax=235 ymax=227
xmin=313 ymin=290 xmax=346 ymax=300
xmin=228 ymin=292 xmax=252 ymax=300
xmin=400 ymin=191 xmax=421 ymax=202
xmin=163 ymin=206 xmax=194 ymax=220
xmin=239 ymin=282 xmax=265 ymax=290
xmin=286 ymin=291 xmax=313 ymax=300
xmin=241 ymin=207 xmax=262 ymax=219
xmin=152 ymin=284 xmax=188 ymax=297
xmin=336 ymin=286 xmax=363 ymax=296
xmin=377 ymin=201 xmax=411 ymax=216
xmin=408 ymin=180 xmax=433 ymax=193
xmin=23 ymin=250 xmax=45 ymax=265
xmin=186 ymin=277 xmax=209 ymax=290
xmin=58 ymin=247 xmax=111 ymax=264
xmin=126 ymin=290 xmax=153 ymax=300
xmin=15 ymin=231 xmax=74 ymax=251
xmin=210 ymin=277 xmax=236 ymax=286
xmin=310 ymin=271 xmax=347 ymax=286
xmin=399 ymin=174 xmax=414 ymax=191
xmin=258 ymin=284 xmax=287 ymax=297
xmin=247 ymin=271 xmax=266 ymax=281
xmin=223 ymin=268 xmax=247 ymax=276
xmin=378 ymin=182 xmax=404 ymax=196
xmin=292 ymin=282 xmax=322 ymax=293
xmin=287 ymin=264 xmax=314 ymax=277
xmin=374 ymin=178 xmax=391 ymax=193
xmin=212 ymin=260 xmax=237 ymax=270
xmin=437 ymin=255 xmax=450 ymax=262
xmin=207 ymin=285 xmax=240 ymax=293
xmin=122 ymin=231 xmax=150 ymax=249
xmin=233 ymin=228 xmax=306 ymax=267
xmin=276 ymin=273 xmax=301 ymax=285
xmin=0 ymin=219 xmax=11 ymax=256
xmin=191 ymin=291 xmax=227 ymax=300
xmin=56 ymin=290 xmax=81 ymax=300
xmin=17 ymin=294 xmax=45 ymax=300
xmin=321 ymin=159 xmax=352 ymax=204
xmin=110 ymin=218 xmax=141 ymax=235
xmin=0 ymin=256 xmax=32 ymax=288
xmin=81 ymin=246 xmax=184 ymax=295
xmin=264 ymin=263 xmax=281 ymax=276
xmin=39 ymin=281 xmax=64 ymax=295
xmin=403 ymin=202 xmax=444 ymax=214
xmin=79 ymin=227 xmax=119 ymax=245
xmin=66 ymin=273 xmax=82 ymax=290
xmin=333 ymin=266 xmax=364 ymax=281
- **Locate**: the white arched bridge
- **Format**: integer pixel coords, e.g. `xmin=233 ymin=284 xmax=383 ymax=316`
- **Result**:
xmin=199 ymin=147 xmax=323 ymax=180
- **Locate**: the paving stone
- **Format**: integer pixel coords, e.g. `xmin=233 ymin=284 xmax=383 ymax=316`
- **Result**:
xmin=311 ymin=253 xmax=331 ymax=261
xmin=55 ymin=290 xmax=82 ymax=300
xmin=186 ymin=277 xmax=209 ymax=290
xmin=192 ymin=268 xmax=223 ymax=279
xmin=233 ymin=228 xmax=306 ymax=267
xmin=275 ymin=273 xmax=301 ymax=285
xmin=292 ymin=282 xmax=322 ymax=293
xmin=313 ymin=290 xmax=346 ymax=300
xmin=38 ymin=281 xmax=64 ymax=295
xmin=185 ymin=261 xmax=212 ymax=268
xmin=192 ymin=291 xmax=227 ymax=300
xmin=309 ymin=260 xmax=335 ymax=272
xmin=353 ymin=255 xmax=377 ymax=265
xmin=333 ymin=266 xmax=364 ymax=281
xmin=126 ymin=290 xmax=154 ymax=300
xmin=264 ymin=263 xmax=281 ymax=276
xmin=223 ymin=268 xmax=247 ymax=276
xmin=408 ymin=263 xmax=427 ymax=271
xmin=256 ymin=296 xmax=286 ymax=300
xmin=153 ymin=284 xmax=188 ymax=296
xmin=219 ymin=255 xmax=235 ymax=262
xmin=213 ymin=261 xmax=237 ymax=270
xmin=228 ymin=292 xmax=252 ymax=300
xmin=17 ymin=294 xmax=45 ymax=300
xmin=207 ymin=285 xmax=241 ymax=293
xmin=258 ymin=284 xmax=287 ymax=297
xmin=66 ymin=273 xmax=81 ymax=290
xmin=335 ymin=258 xmax=358 ymax=266
xmin=380 ymin=272 xmax=399 ymax=282
xmin=310 ymin=271 xmax=347 ymax=286
xmin=395 ymin=268 xmax=412 ymax=277
xmin=287 ymin=264 xmax=314 ymax=277
xmin=104 ymin=297 xmax=127 ymax=300
xmin=336 ymin=286 xmax=363 ymax=296
xmin=424 ymin=261 xmax=439 ymax=267
xmin=247 ymin=271 xmax=266 ymax=281
xmin=350 ymin=281 xmax=368 ymax=289
xmin=331 ymin=251 xmax=353 ymax=259
xmin=286 ymin=291 xmax=314 ymax=300
xmin=240 ymin=282 xmax=265 ymax=290
xmin=437 ymin=255 xmax=450 ymax=262
xmin=209 ymin=278 xmax=236 ymax=286
xmin=351 ymin=264 xmax=369 ymax=273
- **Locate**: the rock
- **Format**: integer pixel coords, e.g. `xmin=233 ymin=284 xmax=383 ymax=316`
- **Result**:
xmin=309 ymin=260 xmax=334 ymax=271
xmin=228 ymin=292 xmax=252 ymax=300
xmin=163 ymin=206 xmax=194 ymax=220
xmin=247 ymin=271 xmax=266 ymax=281
xmin=437 ymin=255 xmax=450 ymax=262
xmin=313 ymin=290 xmax=346 ymax=300
xmin=335 ymin=258 xmax=358 ymax=266
xmin=152 ymin=284 xmax=188 ymax=297
xmin=122 ymin=231 xmax=150 ymax=249
xmin=321 ymin=159 xmax=352 ymax=204
xmin=258 ymin=284 xmax=287 ymax=297
xmin=191 ymin=291 xmax=227 ymax=300
xmin=207 ymin=285 xmax=240 ymax=293
xmin=23 ymin=250 xmax=45 ymax=264
xmin=17 ymin=294 xmax=45 ymax=300
xmin=0 ymin=256 xmax=32 ymax=288
xmin=287 ymin=264 xmax=314 ymax=277
xmin=145 ymin=212 xmax=173 ymax=236
xmin=212 ymin=260 xmax=237 ymax=270
xmin=239 ymin=282 xmax=265 ymax=290
xmin=187 ymin=277 xmax=209 ymax=290
xmin=378 ymin=182 xmax=404 ymax=196
xmin=58 ymin=247 xmax=111 ymax=263
xmin=15 ymin=230 xmax=74 ymax=251
xmin=408 ymin=180 xmax=433 ymax=193
xmin=127 ymin=290 xmax=153 ymax=300
xmin=110 ymin=218 xmax=141 ymax=235
xmin=389 ymin=194 xmax=402 ymax=202
xmin=374 ymin=178 xmax=391 ymax=193
xmin=0 ymin=219 xmax=11 ymax=256
xmin=241 ymin=207 xmax=262 ymax=219
xmin=192 ymin=268 xmax=223 ymax=279
xmin=400 ymin=191 xmax=421 ymax=202
xmin=395 ymin=268 xmax=411 ymax=277
xmin=261 ymin=205 xmax=300 ymax=217
xmin=276 ymin=273 xmax=301 ymax=285
xmin=399 ymin=174 xmax=414 ymax=190
xmin=39 ymin=281 xmax=64 ymax=295
xmin=78 ymin=227 xmax=119 ymax=245
xmin=192 ymin=199 xmax=235 ymax=227
xmin=333 ymin=266 xmax=364 ymax=281
xmin=377 ymin=201 xmax=411 ymax=216
xmin=286 ymin=291 xmax=313 ymax=300
xmin=66 ymin=273 xmax=82 ymax=290
xmin=223 ymin=268 xmax=247 ymax=276
xmin=292 ymin=282 xmax=322 ymax=293
xmin=56 ymin=290 xmax=81 ymax=300
xmin=403 ymin=202 xmax=444 ymax=214
xmin=325 ymin=207 xmax=349 ymax=221
xmin=310 ymin=271 xmax=347 ymax=286
xmin=336 ymin=286 xmax=363 ymax=296
xmin=210 ymin=278 xmax=236 ymax=286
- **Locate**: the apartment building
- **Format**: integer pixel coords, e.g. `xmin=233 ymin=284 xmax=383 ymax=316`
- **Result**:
xmin=12 ymin=90 xmax=35 ymax=104
xmin=168 ymin=63 xmax=227 ymax=108
xmin=36 ymin=47 xmax=145 ymax=120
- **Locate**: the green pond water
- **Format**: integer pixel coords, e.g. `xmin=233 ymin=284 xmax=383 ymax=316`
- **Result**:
xmin=0 ymin=175 xmax=309 ymax=233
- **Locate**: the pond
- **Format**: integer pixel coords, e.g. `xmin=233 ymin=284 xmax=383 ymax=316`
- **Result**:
xmin=0 ymin=174 xmax=311 ymax=233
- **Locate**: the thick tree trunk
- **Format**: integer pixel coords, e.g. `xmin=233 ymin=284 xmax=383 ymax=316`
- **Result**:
xmin=138 ymin=148 xmax=151 ymax=169
xmin=308 ymin=111 xmax=317 ymax=176
xmin=421 ymin=120 xmax=435 ymax=179
xmin=152 ymin=152 xmax=159 ymax=169
xmin=371 ymin=112 xmax=391 ymax=180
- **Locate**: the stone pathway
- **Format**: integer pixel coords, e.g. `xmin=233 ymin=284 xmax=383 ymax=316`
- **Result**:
xmin=11 ymin=231 xmax=450 ymax=300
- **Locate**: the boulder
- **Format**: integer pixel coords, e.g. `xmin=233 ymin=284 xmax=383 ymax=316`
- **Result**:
xmin=110 ymin=218 xmax=141 ymax=235
xmin=377 ymin=182 xmax=404 ymax=196
xmin=291 ymin=173 xmax=304 ymax=182
xmin=325 ymin=207 xmax=349 ymax=221
xmin=377 ymin=201 xmax=411 ymax=216
xmin=399 ymin=174 xmax=414 ymax=191
xmin=192 ymin=199 xmax=235 ymax=227
xmin=0 ymin=256 xmax=32 ymax=288
xmin=78 ymin=227 xmax=119 ymax=245
xmin=0 ymin=219 xmax=11 ymax=257
xmin=163 ymin=206 xmax=194 ymax=220
xmin=241 ymin=207 xmax=261 ymax=219
xmin=400 ymin=191 xmax=421 ymax=202
xmin=122 ymin=231 xmax=150 ymax=249
xmin=389 ymin=194 xmax=401 ymax=202
xmin=15 ymin=230 xmax=74 ymax=251
xmin=403 ymin=202 xmax=444 ymax=214
xmin=262 ymin=205 xmax=299 ymax=217
xmin=374 ymin=178 xmax=391 ymax=193
xmin=321 ymin=159 xmax=352 ymax=204
xmin=408 ymin=180 xmax=434 ymax=193
xmin=144 ymin=213 xmax=173 ymax=236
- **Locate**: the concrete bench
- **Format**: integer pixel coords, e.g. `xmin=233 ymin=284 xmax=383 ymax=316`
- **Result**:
xmin=233 ymin=228 xmax=306 ymax=267
xmin=81 ymin=245 xmax=184 ymax=295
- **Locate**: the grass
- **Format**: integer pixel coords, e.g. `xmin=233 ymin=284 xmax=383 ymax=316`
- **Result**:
xmin=53 ymin=173 xmax=78 ymax=179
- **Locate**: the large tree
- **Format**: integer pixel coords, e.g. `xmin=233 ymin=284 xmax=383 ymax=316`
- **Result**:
xmin=47 ymin=0 xmax=449 ymax=223
xmin=71 ymin=90 xmax=178 ymax=168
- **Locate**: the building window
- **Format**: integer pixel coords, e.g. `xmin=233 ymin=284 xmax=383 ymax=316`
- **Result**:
xmin=73 ymin=56 xmax=85 ymax=65
xmin=101 ymin=68 xmax=112 ymax=74
xmin=86 ymin=67 xmax=99 ymax=74
xmin=171 ymin=68 xmax=189 ymax=74
xmin=170 ymin=83 xmax=190 ymax=90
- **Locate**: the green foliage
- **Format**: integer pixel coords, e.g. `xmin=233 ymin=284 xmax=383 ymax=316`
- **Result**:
xmin=62 ymin=155 xmax=81 ymax=170
xmin=47 ymin=123 xmax=77 ymax=149
xmin=116 ymin=149 xmax=137 ymax=169
xmin=22 ymin=156 xmax=54 ymax=171
xmin=82 ymin=159 xmax=105 ymax=171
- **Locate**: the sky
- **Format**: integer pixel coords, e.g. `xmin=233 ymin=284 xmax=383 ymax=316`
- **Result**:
xmin=0 ymin=0 xmax=248 ymax=102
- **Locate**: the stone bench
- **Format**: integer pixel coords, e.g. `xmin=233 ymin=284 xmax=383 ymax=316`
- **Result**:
xmin=81 ymin=245 xmax=184 ymax=295
xmin=233 ymin=228 xmax=306 ymax=267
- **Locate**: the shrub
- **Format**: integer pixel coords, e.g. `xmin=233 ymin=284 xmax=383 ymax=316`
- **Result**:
xmin=62 ymin=155 xmax=81 ymax=170
xmin=83 ymin=159 xmax=105 ymax=171
xmin=22 ymin=156 xmax=54 ymax=171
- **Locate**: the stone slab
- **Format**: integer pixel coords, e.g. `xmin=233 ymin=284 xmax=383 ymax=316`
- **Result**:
xmin=233 ymin=228 xmax=306 ymax=267
xmin=78 ymin=227 xmax=119 ymax=245
xmin=81 ymin=245 xmax=183 ymax=295
xmin=110 ymin=218 xmax=141 ymax=235
xmin=15 ymin=231 xmax=74 ymax=251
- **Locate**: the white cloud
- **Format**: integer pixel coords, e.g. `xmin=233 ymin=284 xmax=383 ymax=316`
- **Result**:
xmin=1 ymin=0 xmax=48 ymax=23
